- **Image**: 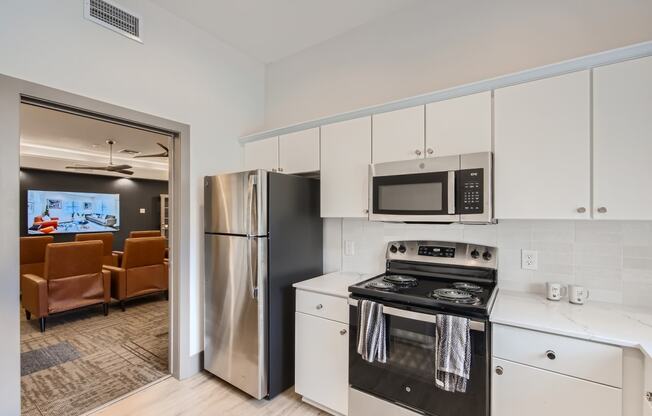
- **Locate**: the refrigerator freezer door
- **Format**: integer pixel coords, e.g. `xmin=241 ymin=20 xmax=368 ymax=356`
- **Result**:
xmin=204 ymin=170 xmax=268 ymax=236
xmin=204 ymin=233 xmax=268 ymax=399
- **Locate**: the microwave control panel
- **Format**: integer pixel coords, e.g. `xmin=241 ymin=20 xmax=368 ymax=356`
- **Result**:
xmin=457 ymin=168 xmax=484 ymax=214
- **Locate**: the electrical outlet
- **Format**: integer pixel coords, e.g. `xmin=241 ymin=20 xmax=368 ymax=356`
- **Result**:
xmin=139 ymin=208 xmax=146 ymax=214
xmin=521 ymin=249 xmax=538 ymax=270
xmin=344 ymin=240 xmax=355 ymax=256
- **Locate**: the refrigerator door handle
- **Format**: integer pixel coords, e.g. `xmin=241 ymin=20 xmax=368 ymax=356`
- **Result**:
xmin=246 ymin=172 xmax=258 ymax=237
xmin=247 ymin=236 xmax=258 ymax=300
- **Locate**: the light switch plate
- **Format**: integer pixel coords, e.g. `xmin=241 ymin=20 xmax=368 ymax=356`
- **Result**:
xmin=521 ymin=249 xmax=538 ymax=270
xmin=139 ymin=208 xmax=146 ymax=214
xmin=344 ymin=240 xmax=355 ymax=256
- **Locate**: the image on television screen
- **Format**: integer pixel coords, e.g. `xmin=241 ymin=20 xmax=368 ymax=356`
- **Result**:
xmin=27 ymin=190 xmax=120 ymax=235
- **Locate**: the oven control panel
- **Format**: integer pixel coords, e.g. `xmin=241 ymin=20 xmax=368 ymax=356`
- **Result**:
xmin=456 ymin=168 xmax=484 ymax=214
xmin=417 ymin=245 xmax=455 ymax=258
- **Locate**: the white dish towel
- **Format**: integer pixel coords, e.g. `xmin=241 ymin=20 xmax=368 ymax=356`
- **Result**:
xmin=356 ymin=299 xmax=387 ymax=363
xmin=435 ymin=314 xmax=471 ymax=393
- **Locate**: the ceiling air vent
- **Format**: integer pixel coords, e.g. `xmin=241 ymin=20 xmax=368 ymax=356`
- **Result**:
xmin=84 ymin=0 xmax=142 ymax=43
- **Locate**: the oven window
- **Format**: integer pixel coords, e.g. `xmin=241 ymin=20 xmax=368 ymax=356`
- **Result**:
xmin=372 ymin=172 xmax=449 ymax=215
xmin=377 ymin=182 xmax=443 ymax=211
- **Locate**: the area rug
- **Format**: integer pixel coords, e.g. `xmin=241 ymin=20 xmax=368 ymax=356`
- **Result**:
xmin=20 ymin=296 xmax=169 ymax=416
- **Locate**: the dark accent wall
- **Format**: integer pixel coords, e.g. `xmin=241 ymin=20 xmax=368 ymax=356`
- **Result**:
xmin=20 ymin=168 xmax=168 ymax=250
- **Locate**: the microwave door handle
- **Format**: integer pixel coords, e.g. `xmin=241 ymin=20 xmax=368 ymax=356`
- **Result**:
xmin=448 ymin=171 xmax=456 ymax=215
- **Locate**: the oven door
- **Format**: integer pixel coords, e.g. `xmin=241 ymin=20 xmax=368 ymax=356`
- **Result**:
xmin=369 ymin=156 xmax=460 ymax=223
xmin=349 ymin=300 xmax=489 ymax=416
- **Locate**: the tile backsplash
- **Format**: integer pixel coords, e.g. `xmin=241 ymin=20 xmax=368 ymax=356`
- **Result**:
xmin=323 ymin=218 xmax=652 ymax=307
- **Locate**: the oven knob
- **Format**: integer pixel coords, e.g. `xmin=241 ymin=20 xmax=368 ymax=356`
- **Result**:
xmin=389 ymin=245 xmax=398 ymax=253
xmin=483 ymin=251 xmax=492 ymax=261
xmin=471 ymin=249 xmax=480 ymax=259
xmin=398 ymin=245 xmax=407 ymax=253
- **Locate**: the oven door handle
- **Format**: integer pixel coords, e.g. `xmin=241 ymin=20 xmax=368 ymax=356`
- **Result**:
xmin=349 ymin=298 xmax=485 ymax=332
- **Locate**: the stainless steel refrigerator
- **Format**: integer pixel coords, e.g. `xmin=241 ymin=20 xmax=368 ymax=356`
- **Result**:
xmin=203 ymin=170 xmax=322 ymax=400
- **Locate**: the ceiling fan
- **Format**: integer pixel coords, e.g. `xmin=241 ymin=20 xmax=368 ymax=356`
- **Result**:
xmin=134 ymin=142 xmax=168 ymax=158
xmin=66 ymin=140 xmax=134 ymax=175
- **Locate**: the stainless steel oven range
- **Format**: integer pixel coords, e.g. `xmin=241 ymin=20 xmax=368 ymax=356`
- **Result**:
xmin=348 ymin=240 xmax=498 ymax=416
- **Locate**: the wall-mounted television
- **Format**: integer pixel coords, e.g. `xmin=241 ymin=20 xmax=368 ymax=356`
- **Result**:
xmin=27 ymin=190 xmax=120 ymax=235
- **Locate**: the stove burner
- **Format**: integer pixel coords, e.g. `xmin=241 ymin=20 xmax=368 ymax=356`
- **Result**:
xmin=383 ymin=274 xmax=418 ymax=287
xmin=452 ymin=282 xmax=483 ymax=293
xmin=366 ymin=281 xmax=398 ymax=291
xmin=429 ymin=288 xmax=481 ymax=305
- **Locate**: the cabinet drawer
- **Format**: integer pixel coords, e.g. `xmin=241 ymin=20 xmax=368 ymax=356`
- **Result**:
xmin=493 ymin=324 xmax=622 ymax=388
xmin=296 ymin=289 xmax=348 ymax=323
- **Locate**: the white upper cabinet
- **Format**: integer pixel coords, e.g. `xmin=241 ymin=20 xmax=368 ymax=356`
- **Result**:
xmin=279 ymin=128 xmax=320 ymax=174
xmin=494 ymin=71 xmax=591 ymax=219
xmin=243 ymin=137 xmax=279 ymax=171
xmin=593 ymin=56 xmax=652 ymax=220
xmin=426 ymin=91 xmax=492 ymax=157
xmin=321 ymin=117 xmax=371 ymax=218
xmin=372 ymin=106 xmax=424 ymax=163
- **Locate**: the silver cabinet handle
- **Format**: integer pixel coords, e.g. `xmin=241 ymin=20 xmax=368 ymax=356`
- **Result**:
xmin=546 ymin=350 xmax=556 ymax=360
xmin=414 ymin=149 xmax=422 ymax=156
xmin=340 ymin=329 xmax=347 ymax=335
xmin=426 ymin=148 xmax=434 ymax=155
xmin=597 ymin=207 xmax=607 ymax=213
xmin=315 ymin=304 xmax=323 ymax=310
xmin=576 ymin=207 xmax=586 ymax=213
xmin=495 ymin=366 xmax=503 ymax=375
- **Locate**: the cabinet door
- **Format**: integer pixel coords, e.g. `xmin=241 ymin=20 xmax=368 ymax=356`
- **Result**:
xmin=295 ymin=312 xmax=349 ymax=415
xmin=372 ymin=106 xmax=424 ymax=163
xmin=492 ymin=358 xmax=622 ymax=416
xmin=494 ymin=71 xmax=591 ymax=219
xmin=645 ymin=357 xmax=652 ymax=416
xmin=320 ymin=117 xmax=371 ymax=218
xmin=593 ymin=56 xmax=652 ymax=220
xmin=279 ymin=128 xmax=320 ymax=174
xmin=425 ymin=91 xmax=491 ymax=157
xmin=243 ymin=137 xmax=279 ymax=171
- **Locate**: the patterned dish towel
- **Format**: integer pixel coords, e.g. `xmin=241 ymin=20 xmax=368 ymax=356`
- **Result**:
xmin=356 ymin=299 xmax=387 ymax=363
xmin=435 ymin=314 xmax=471 ymax=393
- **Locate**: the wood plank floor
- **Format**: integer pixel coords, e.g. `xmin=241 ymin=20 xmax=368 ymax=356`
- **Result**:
xmin=89 ymin=371 xmax=328 ymax=416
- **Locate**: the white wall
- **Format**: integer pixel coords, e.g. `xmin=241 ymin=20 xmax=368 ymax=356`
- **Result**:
xmin=0 ymin=0 xmax=264 ymax=364
xmin=331 ymin=219 xmax=652 ymax=306
xmin=265 ymin=0 xmax=652 ymax=129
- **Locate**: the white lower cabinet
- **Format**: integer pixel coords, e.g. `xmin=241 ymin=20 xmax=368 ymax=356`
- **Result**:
xmin=492 ymin=358 xmax=622 ymax=416
xmin=295 ymin=296 xmax=349 ymax=415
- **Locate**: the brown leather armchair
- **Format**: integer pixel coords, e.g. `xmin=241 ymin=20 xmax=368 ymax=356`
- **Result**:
xmin=20 ymin=236 xmax=54 ymax=277
xmin=74 ymin=232 xmax=119 ymax=266
xmin=104 ymin=237 xmax=168 ymax=311
xmin=21 ymin=241 xmax=110 ymax=332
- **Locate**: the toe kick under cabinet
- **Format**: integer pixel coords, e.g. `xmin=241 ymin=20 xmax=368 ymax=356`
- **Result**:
xmin=295 ymin=289 xmax=349 ymax=416
xmin=492 ymin=324 xmax=623 ymax=416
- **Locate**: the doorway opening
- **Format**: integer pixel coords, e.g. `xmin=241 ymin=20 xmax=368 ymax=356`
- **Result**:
xmin=18 ymin=98 xmax=174 ymax=416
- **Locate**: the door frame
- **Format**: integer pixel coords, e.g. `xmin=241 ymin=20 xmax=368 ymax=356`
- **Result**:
xmin=0 ymin=74 xmax=192 ymax=415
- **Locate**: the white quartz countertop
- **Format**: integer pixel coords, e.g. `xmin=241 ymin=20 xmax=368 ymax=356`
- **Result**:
xmin=293 ymin=272 xmax=370 ymax=299
xmin=491 ymin=290 xmax=652 ymax=358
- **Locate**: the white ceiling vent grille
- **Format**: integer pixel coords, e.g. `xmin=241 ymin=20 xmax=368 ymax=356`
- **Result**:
xmin=84 ymin=0 xmax=142 ymax=43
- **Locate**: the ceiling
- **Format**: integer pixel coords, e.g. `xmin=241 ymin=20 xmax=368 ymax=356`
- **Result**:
xmin=20 ymin=104 xmax=170 ymax=181
xmin=150 ymin=0 xmax=419 ymax=63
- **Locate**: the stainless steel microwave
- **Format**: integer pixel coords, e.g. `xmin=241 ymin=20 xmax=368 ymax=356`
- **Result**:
xmin=368 ymin=152 xmax=494 ymax=224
